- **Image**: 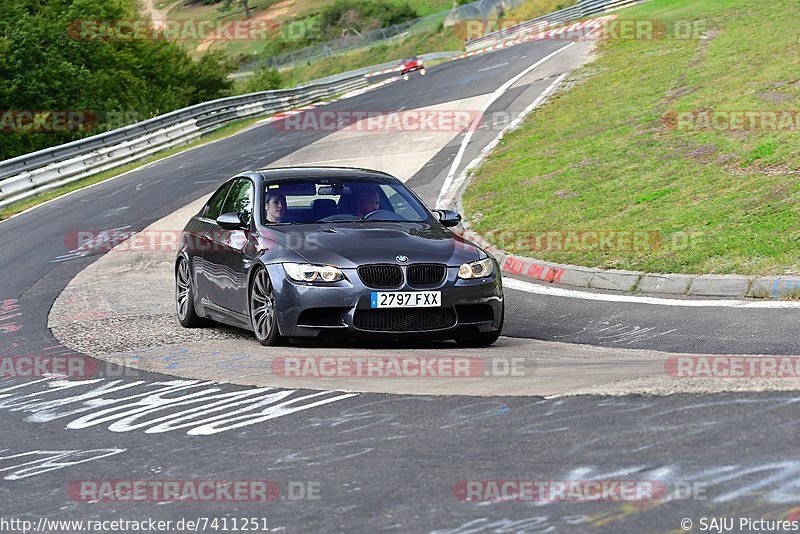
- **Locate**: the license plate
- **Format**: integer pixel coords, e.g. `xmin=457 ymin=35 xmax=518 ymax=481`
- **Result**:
xmin=370 ymin=291 xmax=441 ymax=308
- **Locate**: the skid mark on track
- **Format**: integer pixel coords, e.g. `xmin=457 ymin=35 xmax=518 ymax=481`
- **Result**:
xmin=52 ymin=226 xmax=133 ymax=263
xmin=548 ymin=318 xmax=677 ymax=345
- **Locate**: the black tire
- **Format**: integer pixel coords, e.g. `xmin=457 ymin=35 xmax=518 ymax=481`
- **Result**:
xmin=175 ymin=257 xmax=207 ymax=328
xmin=249 ymin=267 xmax=285 ymax=346
xmin=455 ymin=307 xmax=504 ymax=348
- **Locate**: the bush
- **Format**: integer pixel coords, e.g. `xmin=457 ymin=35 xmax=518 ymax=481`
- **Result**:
xmin=240 ymin=67 xmax=283 ymax=94
xmin=319 ymin=0 xmax=418 ymax=39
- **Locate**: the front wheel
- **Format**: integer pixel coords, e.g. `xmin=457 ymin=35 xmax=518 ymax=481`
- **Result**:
xmin=249 ymin=267 xmax=285 ymax=346
xmin=176 ymin=257 xmax=207 ymax=328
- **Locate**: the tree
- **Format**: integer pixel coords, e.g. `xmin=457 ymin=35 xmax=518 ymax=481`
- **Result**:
xmin=0 ymin=0 xmax=234 ymax=160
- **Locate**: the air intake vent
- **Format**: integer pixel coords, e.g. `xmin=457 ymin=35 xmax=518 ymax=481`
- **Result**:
xmin=354 ymin=309 xmax=456 ymax=332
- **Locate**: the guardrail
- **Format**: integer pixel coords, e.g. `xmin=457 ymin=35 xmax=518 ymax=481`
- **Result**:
xmin=465 ymin=0 xmax=646 ymax=52
xmin=0 ymin=74 xmax=376 ymax=209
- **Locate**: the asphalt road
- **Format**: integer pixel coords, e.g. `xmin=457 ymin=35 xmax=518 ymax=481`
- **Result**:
xmin=1 ymin=37 xmax=799 ymax=533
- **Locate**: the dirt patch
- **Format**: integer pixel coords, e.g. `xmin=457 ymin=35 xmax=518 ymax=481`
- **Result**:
xmin=522 ymin=171 xmax=560 ymax=186
xmin=717 ymin=153 xmax=737 ymax=165
xmin=722 ymin=161 xmax=800 ymax=177
xmin=756 ymin=92 xmax=794 ymax=103
xmin=554 ymin=189 xmax=579 ymax=199
xmin=571 ymin=157 xmax=599 ymax=168
xmin=688 ymin=28 xmax=721 ymax=68
xmin=685 ymin=143 xmax=718 ymax=163
xmin=197 ymin=0 xmax=295 ymax=53
xmin=764 ymin=183 xmax=790 ymax=201
xmin=473 ymin=191 xmax=499 ymax=203
xmin=663 ymin=83 xmax=694 ymax=106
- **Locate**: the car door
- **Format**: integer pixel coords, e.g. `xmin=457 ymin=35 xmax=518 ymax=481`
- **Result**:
xmin=193 ymin=181 xmax=233 ymax=305
xmin=200 ymin=177 xmax=256 ymax=317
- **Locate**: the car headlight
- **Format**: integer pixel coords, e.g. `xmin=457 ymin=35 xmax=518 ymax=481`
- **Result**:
xmin=458 ymin=258 xmax=494 ymax=279
xmin=283 ymin=263 xmax=346 ymax=283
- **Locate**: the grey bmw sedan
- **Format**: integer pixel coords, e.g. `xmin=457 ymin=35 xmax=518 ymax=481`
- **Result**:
xmin=175 ymin=167 xmax=504 ymax=346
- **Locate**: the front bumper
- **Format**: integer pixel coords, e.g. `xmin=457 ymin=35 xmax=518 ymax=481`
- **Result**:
xmin=266 ymin=264 xmax=503 ymax=339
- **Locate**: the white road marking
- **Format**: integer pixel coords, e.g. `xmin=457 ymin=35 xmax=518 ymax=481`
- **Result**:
xmin=0 ymin=378 xmax=358 ymax=436
xmin=504 ymin=277 xmax=800 ymax=309
xmin=478 ymin=62 xmax=509 ymax=72
xmin=436 ymin=42 xmax=576 ymax=208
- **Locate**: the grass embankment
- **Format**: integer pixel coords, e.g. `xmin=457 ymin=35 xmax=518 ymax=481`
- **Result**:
xmin=463 ymin=0 xmax=800 ymax=275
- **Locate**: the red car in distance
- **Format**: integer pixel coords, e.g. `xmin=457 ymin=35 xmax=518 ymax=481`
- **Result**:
xmin=401 ymin=56 xmax=426 ymax=77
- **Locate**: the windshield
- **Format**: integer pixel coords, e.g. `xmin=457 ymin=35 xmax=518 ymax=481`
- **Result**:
xmin=261 ymin=178 xmax=432 ymax=225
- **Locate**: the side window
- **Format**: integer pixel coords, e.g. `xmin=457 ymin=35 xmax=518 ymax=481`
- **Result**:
xmin=221 ymin=178 xmax=253 ymax=225
xmin=205 ymin=182 xmax=233 ymax=220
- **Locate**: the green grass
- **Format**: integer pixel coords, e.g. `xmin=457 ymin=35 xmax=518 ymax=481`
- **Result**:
xmin=463 ymin=0 xmax=800 ymax=275
xmin=505 ymin=0 xmax=578 ymax=21
xmin=403 ymin=0 xmax=453 ymax=17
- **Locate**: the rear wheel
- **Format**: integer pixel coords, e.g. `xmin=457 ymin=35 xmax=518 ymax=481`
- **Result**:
xmin=455 ymin=307 xmax=504 ymax=347
xmin=249 ymin=267 xmax=284 ymax=346
xmin=176 ymin=258 xmax=207 ymax=328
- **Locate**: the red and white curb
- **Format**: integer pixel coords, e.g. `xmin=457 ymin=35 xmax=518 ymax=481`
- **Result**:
xmin=365 ymin=66 xmax=405 ymax=78
xmin=456 ymin=15 xmax=617 ymax=60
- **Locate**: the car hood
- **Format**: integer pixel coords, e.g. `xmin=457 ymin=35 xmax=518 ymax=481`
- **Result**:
xmin=269 ymin=222 xmax=483 ymax=268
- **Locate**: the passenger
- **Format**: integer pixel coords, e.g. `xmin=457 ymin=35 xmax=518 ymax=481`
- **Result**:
xmin=265 ymin=193 xmax=287 ymax=223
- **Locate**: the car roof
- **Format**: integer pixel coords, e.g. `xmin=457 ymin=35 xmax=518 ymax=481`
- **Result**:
xmin=255 ymin=166 xmax=398 ymax=183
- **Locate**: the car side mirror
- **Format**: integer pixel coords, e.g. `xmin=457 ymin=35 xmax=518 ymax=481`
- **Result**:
xmin=217 ymin=212 xmax=247 ymax=230
xmin=436 ymin=209 xmax=462 ymax=228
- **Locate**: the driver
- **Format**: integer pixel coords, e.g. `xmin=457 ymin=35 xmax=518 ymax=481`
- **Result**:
xmin=265 ymin=193 xmax=287 ymax=222
xmin=355 ymin=187 xmax=380 ymax=218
